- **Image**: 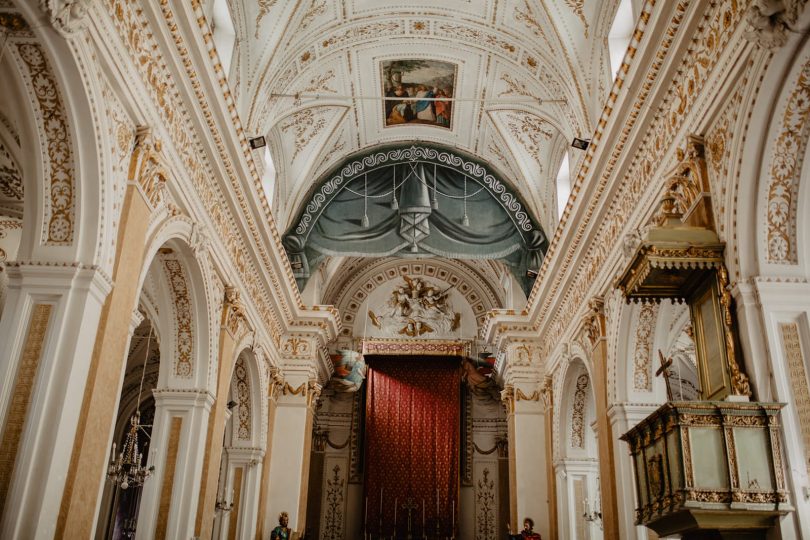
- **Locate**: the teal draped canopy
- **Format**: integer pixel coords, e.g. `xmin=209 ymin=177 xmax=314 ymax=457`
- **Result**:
xmin=283 ymin=145 xmax=548 ymax=295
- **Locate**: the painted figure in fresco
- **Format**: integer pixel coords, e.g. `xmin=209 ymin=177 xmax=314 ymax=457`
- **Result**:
xmin=270 ymin=512 xmax=291 ymax=540
xmin=330 ymin=350 xmax=367 ymax=392
xmin=415 ymin=85 xmax=435 ymax=122
xmin=508 ymin=517 xmax=541 ymax=539
xmin=435 ymin=88 xmax=451 ymax=126
xmin=461 ymin=355 xmax=496 ymax=395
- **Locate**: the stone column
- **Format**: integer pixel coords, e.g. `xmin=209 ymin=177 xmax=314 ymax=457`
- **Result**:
xmin=263 ymin=361 xmax=321 ymax=535
xmin=0 ymin=263 xmax=111 ymax=539
xmin=582 ymin=298 xmax=620 ymax=539
xmin=136 ymin=389 xmax=213 ymax=540
xmin=256 ymin=368 xmax=283 ymax=540
xmin=502 ymin=364 xmax=550 ymax=539
xmin=53 ymin=127 xmax=168 ymax=539
xmin=194 ymin=287 xmax=252 ymax=540
xmin=219 ymin=447 xmax=263 ymax=540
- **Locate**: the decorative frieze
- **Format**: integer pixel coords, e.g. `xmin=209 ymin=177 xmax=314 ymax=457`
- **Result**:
xmin=780 ymin=323 xmax=810 ymax=478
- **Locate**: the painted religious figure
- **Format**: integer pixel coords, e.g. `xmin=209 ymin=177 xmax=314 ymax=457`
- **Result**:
xmin=330 ymin=350 xmax=367 ymax=392
xmin=368 ymin=275 xmax=460 ymax=337
xmin=381 ymin=59 xmax=456 ymax=129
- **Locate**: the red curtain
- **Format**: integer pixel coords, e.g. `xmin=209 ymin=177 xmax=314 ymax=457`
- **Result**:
xmin=364 ymin=356 xmax=460 ymax=537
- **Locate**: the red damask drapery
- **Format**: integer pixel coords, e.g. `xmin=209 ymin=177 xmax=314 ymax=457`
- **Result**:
xmin=364 ymin=356 xmax=460 ymax=537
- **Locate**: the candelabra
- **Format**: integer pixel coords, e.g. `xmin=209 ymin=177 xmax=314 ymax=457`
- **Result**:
xmin=215 ymin=498 xmax=234 ymax=512
xmin=582 ymin=497 xmax=603 ymax=529
xmin=106 ymin=329 xmax=155 ymax=490
xmin=106 ymin=410 xmax=154 ymax=489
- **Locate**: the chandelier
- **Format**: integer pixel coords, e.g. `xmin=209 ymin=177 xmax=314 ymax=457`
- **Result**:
xmin=107 ymin=328 xmax=155 ymax=490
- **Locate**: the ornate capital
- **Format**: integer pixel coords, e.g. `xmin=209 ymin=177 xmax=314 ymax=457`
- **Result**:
xmin=744 ymin=0 xmax=800 ymax=49
xmin=500 ymin=385 xmax=515 ymax=415
xmin=540 ymin=375 xmax=553 ymax=411
xmin=222 ymin=286 xmax=251 ymax=339
xmin=40 ymin=0 xmax=90 ymax=36
xmin=581 ymin=297 xmax=605 ymax=349
xmin=128 ymin=126 xmax=169 ymax=209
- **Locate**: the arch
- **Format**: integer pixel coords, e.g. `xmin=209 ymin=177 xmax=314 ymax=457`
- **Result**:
xmin=228 ymin=346 xmax=267 ymax=450
xmin=734 ymin=32 xmax=810 ymax=281
xmin=2 ymin=3 xmax=114 ymax=266
xmin=138 ymin=221 xmax=215 ymax=392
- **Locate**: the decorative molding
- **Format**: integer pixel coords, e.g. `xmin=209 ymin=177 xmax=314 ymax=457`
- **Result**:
xmin=162 ymin=258 xmax=194 ymax=378
xmin=321 ymin=464 xmax=345 ymax=540
xmin=233 ymin=356 xmax=252 ymax=441
xmin=779 ymin=322 xmax=810 ymax=479
xmin=570 ymin=373 xmax=589 ymax=449
xmin=766 ymin=54 xmax=810 ymax=264
xmin=475 ymin=467 xmax=496 ymax=540
xmin=632 ymin=304 xmax=657 ymax=391
xmin=361 ymin=338 xmax=468 ymax=357
xmin=12 ymin=42 xmax=75 ymax=245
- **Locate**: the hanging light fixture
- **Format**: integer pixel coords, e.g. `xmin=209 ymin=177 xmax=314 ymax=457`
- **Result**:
xmin=390 ymin=165 xmax=399 ymax=210
xmin=107 ymin=329 xmax=155 ymax=490
xmin=361 ymin=173 xmax=370 ymax=228
xmin=461 ymin=177 xmax=470 ymax=227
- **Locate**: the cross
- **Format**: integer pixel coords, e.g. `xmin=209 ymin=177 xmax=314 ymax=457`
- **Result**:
xmin=656 ymin=350 xmax=674 ymax=401
xmin=402 ymin=497 xmax=419 ymax=539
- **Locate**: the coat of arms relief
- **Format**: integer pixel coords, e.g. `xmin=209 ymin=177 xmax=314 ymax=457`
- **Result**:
xmin=368 ymin=275 xmax=461 ymax=337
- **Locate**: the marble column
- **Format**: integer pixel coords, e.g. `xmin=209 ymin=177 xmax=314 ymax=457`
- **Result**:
xmin=502 ymin=368 xmax=550 ymax=539
xmin=583 ymin=299 xmax=620 ymax=539
xmin=263 ymin=364 xmax=321 ymax=535
xmin=55 ymin=127 xmax=167 ymax=539
xmin=136 ymin=389 xmax=213 ymax=540
xmin=194 ymin=287 xmax=252 ymax=540
xmin=0 ymin=263 xmax=110 ymax=539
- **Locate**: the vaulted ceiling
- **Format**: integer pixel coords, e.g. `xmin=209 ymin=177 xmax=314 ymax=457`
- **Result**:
xmin=224 ymin=0 xmax=624 ymax=235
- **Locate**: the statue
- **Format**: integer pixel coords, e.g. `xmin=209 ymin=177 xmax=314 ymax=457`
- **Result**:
xmin=270 ymin=512 xmax=291 ymax=540
xmin=367 ymin=275 xmax=460 ymax=337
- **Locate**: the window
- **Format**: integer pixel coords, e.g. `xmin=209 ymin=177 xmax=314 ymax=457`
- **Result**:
xmin=261 ymin=146 xmax=276 ymax=203
xmin=608 ymin=0 xmax=634 ymax=81
xmin=555 ymin=152 xmax=571 ymax=221
xmin=211 ymin=0 xmax=236 ymax=76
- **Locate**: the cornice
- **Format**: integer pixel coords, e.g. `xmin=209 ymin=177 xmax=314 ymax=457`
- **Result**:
xmin=90 ymin=0 xmax=342 ymax=353
xmin=486 ymin=0 xmax=759 ymax=361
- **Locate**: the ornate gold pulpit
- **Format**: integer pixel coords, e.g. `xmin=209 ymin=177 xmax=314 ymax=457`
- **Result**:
xmin=620 ymin=401 xmax=790 ymax=538
xmin=616 ymin=138 xmax=792 ymax=538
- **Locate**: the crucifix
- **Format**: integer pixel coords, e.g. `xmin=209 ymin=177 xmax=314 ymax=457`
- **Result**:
xmin=402 ymin=497 xmax=419 ymax=540
xmin=656 ymin=350 xmax=674 ymax=401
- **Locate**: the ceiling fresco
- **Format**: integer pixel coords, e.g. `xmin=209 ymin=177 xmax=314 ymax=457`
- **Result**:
xmin=223 ymin=0 xmax=623 ymax=237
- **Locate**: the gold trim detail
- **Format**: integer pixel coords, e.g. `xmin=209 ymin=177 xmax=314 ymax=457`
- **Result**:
xmin=156 ymin=417 xmax=183 ymax=540
xmin=0 ymin=303 xmax=52 ymax=514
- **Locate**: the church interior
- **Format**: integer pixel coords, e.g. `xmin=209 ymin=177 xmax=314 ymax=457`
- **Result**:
xmin=1 ymin=0 xmax=810 ymax=538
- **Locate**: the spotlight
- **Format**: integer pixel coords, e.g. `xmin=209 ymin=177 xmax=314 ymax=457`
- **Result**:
xmin=571 ymin=137 xmax=590 ymax=150
xmin=227 ymin=400 xmax=237 ymax=410
xmin=249 ymin=136 xmax=266 ymax=149
xmin=526 ymin=269 xmax=539 ymax=279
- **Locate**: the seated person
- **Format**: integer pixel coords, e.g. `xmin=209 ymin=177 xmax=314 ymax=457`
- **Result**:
xmin=508 ymin=517 xmax=541 ymax=539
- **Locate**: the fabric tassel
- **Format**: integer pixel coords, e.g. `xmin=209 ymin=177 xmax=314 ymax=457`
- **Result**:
xmin=361 ymin=214 xmax=370 ymax=228
xmin=462 ymin=213 xmax=470 ymax=227
xmin=391 ymin=196 xmax=399 ymax=210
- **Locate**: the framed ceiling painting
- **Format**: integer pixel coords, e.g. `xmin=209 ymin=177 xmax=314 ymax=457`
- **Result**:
xmin=381 ymin=58 xmax=457 ymax=129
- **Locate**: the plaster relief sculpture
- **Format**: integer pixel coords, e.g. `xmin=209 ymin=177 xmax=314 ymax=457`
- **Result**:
xmin=368 ymin=275 xmax=460 ymax=337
